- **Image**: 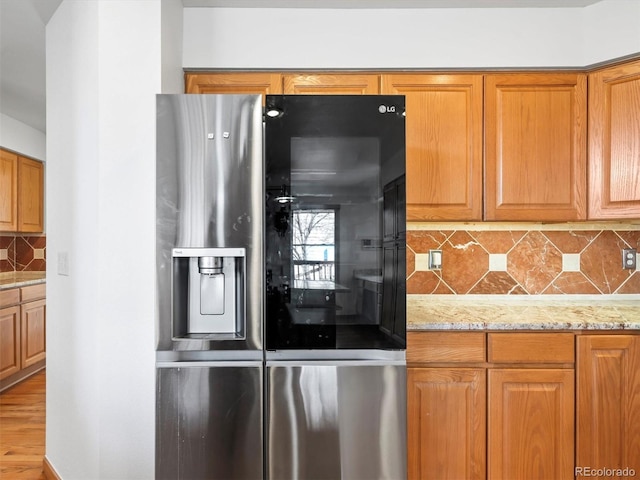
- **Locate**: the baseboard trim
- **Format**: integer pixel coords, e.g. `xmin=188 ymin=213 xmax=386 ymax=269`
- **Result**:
xmin=43 ymin=456 xmax=62 ymax=480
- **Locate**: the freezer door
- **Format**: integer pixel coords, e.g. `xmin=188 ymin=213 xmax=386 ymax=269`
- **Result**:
xmin=267 ymin=362 xmax=407 ymax=480
xmin=156 ymin=363 xmax=263 ymax=480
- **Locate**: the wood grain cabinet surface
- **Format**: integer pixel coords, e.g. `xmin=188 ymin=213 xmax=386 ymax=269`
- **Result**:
xmin=408 ymin=367 xmax=486 ymax=480
xmin=381 ymin=74 xmax=483 ymax=221
xmin=0 ymin=149 xmax=18 ymax=231
xmin=0 ymin=148 xmax=44 ymax=233
xmin=588 ymin=59 xmax=640 ymax=219
xmin=20 ymin=298 xmax=46 ymax=369
xmin=0 ymin=285 xmax=46 ymax=388
xmin=283 ymin=73 xmax=379 ymax=95
xmin=0 ymin=305 xmax=21 ymax=380
xmin=488 ymin=368 xmax=574 ymax=480
xmin=576 ymin=335 xmax=640 ymax=474
xmin=185 ymin=72 xmax=283 ymax=99
xmin=484 ymin=73 xmax=587 ymax=221
xmin=17 ymin=156 xmax=44 ymax=233
xmin=407 ymin=331 xmax=578 ymax=480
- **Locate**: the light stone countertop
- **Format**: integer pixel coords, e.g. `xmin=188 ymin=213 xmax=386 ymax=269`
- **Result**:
xmin=408 ymin=294 xmax=640 ymax=330
xmin=0 ymin=271 xmax=46 ymax=290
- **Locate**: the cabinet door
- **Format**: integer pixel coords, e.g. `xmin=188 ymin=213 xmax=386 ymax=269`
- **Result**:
xmin=17 ymin=156 xmax=44 ymax=233
xmin=21 ymin=299 xmax=46 ymax=368
xmin=407 ymin=367 xmax=486 ymax=480
xmin=577 ymin=335 xmax=640 ymax=473
xmin=485 ymin=73 xmax=587 ymax=221
xmin=0 ymin=306 xmax=21 ymax=380
xmin=184 ymin=72 xmax=283 ymax=100
xmin=283 ymin=74 xmax=379 ymax=94
xmin=0 ymin=149 xmax=18 ymax=231
xmin=488 ymin=368 xmax=574 ymax=480
xmin=381 ymin=74 xmax=483 ymax=221
xmin=588 ymin=59 xmax=640 ymax=219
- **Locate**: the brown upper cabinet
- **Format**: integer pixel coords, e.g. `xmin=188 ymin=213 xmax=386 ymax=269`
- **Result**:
xmin=484 ymin=73 xmax=587 ymax=221
xmin=588 ymin=59 xmax=640 ymax=219
xmin=0 ymin=148 xmax=44 ymax=233
xmin=185 ymin=63 xmax=640 ymax=221
xmin=382 ymin=74 xmax=483 ymax=221
xmin=0 ymin=148 xmax=18 ymax=231
xmin=17 ymin=156 xmax=44 ymax=233
xmin=283 ymin=74 xmax=379 ymax=94
xmin=185 ymin=72 xmax=283 ymax=100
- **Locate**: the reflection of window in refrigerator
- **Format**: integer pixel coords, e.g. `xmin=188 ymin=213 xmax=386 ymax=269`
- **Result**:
xmin=292 ymin=208 xmax=337 ymax=281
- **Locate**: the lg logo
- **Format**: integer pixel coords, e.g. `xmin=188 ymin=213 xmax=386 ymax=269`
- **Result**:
xmin=378 ymin=105 xmax=397 ymax=114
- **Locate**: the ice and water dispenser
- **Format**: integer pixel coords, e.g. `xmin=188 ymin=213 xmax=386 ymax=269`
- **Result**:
xmin=172 ymin=247 xmax=246 ymax=339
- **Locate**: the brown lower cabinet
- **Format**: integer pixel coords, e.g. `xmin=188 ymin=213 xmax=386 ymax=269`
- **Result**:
xmin=408 ymin=367 xmax=486 ymax=479
xmin=488 ymin=368 xmax=574 ymax=479
xmin=576 ymin=335 xmax=640 ymax=475
xmin=0 ymin=283 xmax=46 ymax=389
xmin=408 ymin=331 xmax=640 ymax=479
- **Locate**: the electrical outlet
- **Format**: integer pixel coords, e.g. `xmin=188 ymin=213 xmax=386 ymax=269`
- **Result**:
xmin=622 ymin=248 xmax=637 ymax=270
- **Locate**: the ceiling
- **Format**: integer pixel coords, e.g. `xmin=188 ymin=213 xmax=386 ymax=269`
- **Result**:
xmin=0 ymin=0 xmax=604 ymax=135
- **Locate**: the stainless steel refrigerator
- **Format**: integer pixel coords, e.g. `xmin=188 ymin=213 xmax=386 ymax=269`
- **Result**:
xmin=156 ymin=93 xmax=407 ymax=480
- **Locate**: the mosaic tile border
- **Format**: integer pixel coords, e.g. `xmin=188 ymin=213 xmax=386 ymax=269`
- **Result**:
xmin=407 ymin=229 xmax=640 ymax=295
xmin=0 ymin=235 xmax=46 ymax=273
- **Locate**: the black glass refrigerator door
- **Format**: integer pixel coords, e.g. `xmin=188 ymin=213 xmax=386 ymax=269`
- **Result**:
xmin=265 ymin=95 xmax=406 ymax=351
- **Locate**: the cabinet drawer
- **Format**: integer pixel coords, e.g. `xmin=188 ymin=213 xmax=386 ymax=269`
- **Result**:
xmin=407 ymin=332 xmax=485 ymax=363
xmin=20 ymin=283 xmax=46 ymax=303
xmin=488 ymin=333 xmax=574 ymax=364
xmin=0 ymin=288 xmax=20 ymax=308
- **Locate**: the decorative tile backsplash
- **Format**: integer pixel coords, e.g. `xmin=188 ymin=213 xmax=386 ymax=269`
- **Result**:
xmin=407 ymin=227 xmax=640 ymax=295
xmin=0 ymin=235 xmax=46 ymax=273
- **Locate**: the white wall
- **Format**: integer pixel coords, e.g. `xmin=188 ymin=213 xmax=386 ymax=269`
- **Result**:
xmin=583 ymin=0 xmax=640 ymax=65
xmin=162 ymin=0 xmax=184 ymax=93
xmin=46 ymin=1 xmax=101 ymax=477
xmin=46 ymin=0 xmax=182 ymax=478
xmin=183 ymin=0 xmax=640 ymax=69
xmin=0 ymin=113 xmax=46 ymax=161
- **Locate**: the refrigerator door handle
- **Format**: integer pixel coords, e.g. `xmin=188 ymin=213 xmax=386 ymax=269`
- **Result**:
xmin=156 ymin=361 xmax=263 ymax=368
xmin=266 ymin=360 xmax=405 ymax=367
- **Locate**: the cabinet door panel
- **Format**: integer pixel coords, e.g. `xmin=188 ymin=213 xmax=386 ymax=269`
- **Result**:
xmin=184 ymin=72 xmax=283 ymax=100
xmin=21 ymin=299 xmax=46 ymax=368
xmin=577 ymin=335 xmax=640 ymax=472
xmin=408 ymin=367 xmax=486 ymax=480
xmin=382 ymin=74 xmax=482 ymax=221
xmin=0 ymin=306 xmax=21 ymax=380
xmin=485 ymin=73 xmax=587 ymax=221
xmin=588 ymin=60 xmax=640 ymax=219
xmin=283 ymin=74 xmax=379 ymax=95
xmin=488 ymin=368 xmax=574 ymax=480
xmin=17 ymin=156 xmax=44 ymax=233
xmin=0 ymin=149 xmax=18 ymax=231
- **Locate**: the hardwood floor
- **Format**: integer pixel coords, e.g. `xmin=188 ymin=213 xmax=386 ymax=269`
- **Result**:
xmin=0 ymin=370 xmax=46 ymax=479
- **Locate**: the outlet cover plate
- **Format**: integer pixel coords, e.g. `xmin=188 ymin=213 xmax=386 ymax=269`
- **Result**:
xmin=623 ymin=248 xmax=637 ymax=270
